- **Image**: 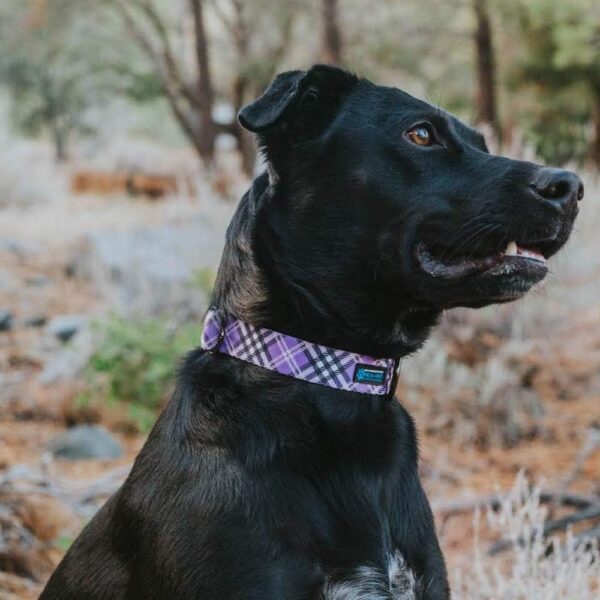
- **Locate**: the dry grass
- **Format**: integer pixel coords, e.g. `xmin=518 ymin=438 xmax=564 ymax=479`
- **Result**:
xmin=0 ymin=138 xmax=67 ymax=209
xmin=1 ymin=113 xmax=599 ymax=596
xmin=453 ymin=474 xmax=600 ymax=599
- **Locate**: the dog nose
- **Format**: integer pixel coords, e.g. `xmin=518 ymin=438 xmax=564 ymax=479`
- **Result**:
xmin=530 ymin=168 xmax=584 ymax=213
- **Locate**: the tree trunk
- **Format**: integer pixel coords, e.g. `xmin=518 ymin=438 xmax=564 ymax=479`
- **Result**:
xmin=52 ymin=125 xmax=68 ymax=163
xmin=473 ymin=0 xmax=500 ymax=140
xmin=228 ymin=1 xmax=256 ymax=176
xmin=321 ymin=0 xmax=343 ymax=66
xmin=591 ymin=90 xmax=600 ymax=168
xmin=232 ymin=75 xmax=257 ymax=175
xmin=188 ymin=0 xmax=216 ymax=165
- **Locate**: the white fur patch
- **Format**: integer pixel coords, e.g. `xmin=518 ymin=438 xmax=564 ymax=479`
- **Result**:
xmin=321 ymin=551 xmax=417 ymax=600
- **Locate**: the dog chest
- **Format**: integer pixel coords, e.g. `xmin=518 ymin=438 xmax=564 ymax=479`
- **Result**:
xmin=320 ymin=550 xmax=417 ymax=600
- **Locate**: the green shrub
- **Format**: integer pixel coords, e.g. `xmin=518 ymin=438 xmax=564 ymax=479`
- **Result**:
xmin=84 ymin=317 xmax=202 ymax=431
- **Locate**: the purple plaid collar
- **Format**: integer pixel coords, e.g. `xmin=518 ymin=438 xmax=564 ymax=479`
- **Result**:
xmin=200 ymin=308 xmax=399 ymax=396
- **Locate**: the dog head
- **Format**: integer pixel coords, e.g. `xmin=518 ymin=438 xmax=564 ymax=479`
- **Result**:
xmin=235 ymin=65 xmax=582 ymax=352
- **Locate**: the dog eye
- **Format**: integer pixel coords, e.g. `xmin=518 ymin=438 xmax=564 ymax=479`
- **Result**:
xmin=406 ymin=125 xmax=435 ymax=147
xmin=300 ymin=89 xmax=320 ymax=109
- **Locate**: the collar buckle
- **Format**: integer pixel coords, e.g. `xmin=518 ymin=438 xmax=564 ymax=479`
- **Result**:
xmin=387 ymin=358 xmax=401 ymax=400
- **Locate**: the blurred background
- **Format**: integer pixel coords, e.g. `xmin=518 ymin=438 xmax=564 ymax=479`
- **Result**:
xmin=0 ymin=0 xmax=599 ymax=597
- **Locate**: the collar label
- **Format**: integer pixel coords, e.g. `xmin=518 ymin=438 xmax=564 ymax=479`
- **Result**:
xmin=353 ymin=364 xmax=388 ymax=386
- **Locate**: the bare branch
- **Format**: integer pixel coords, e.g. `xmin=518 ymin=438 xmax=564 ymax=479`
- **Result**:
xmin=488 ymin=503 xmax=600 ymax=556
xmin=573 ymin=525 xmax=600 ymax=545
xmin=188 ymin=0 xmax=216 ymax=162
xmin=321 ymin=0 xmax=343 ymax=65
xmin=433 ymin=490 xmax=598 ymax=517
xmin=136 ymin=0 xmax=198 ymax=106
xmin=110 ymin=0 xmax=200 ymax=149
xmin=0 ymin=464 xmax=130 ymax=517
xmin=111 ymin=0 xmax=197 ymax=109
xmin=208 ymin=0 xmax=236 ymax=35
xmin=263 ymin=5 xmax=294 ymax=82
xmin=561 ymin=428 xmax=600 ymax=490
xmin=112 ymin=0 xmax=161 ymax=67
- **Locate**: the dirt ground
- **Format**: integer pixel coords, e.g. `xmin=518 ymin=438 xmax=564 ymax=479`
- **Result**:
xmin=1 ymin=183 xmax=599 ymax=598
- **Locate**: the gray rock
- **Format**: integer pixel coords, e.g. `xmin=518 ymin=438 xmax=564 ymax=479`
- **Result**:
xmin=47 ymin=314 xmax=88 ymax=342
xmin=75 ymin=217 xmax=229 ymax=318
xmin=49 ymin=425 xmax=123 ymax=460
xmin=0 ymin=269 xmax=17 ymax=291
xmin=25 ymin=274 xmax=51 ymax=287
xmin=0 ymin=309 xmax=13 ymax=332
xmin=38 ymin=350 xmax=86 ymax=385
xmin=24 ymin=315 xmax=47 ymax=328
xmin=38 ymin=326 xmax=94 ymax=385
xmin=0 ymin=239 xmax=39 ymax=258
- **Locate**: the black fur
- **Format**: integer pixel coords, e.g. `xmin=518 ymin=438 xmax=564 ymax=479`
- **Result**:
xmin=41 ymin=65 xmax=581 ymax=599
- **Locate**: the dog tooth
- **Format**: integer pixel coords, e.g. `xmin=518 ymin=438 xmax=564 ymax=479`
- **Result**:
xmin=505 ymin=241 xmax=518 ymax=256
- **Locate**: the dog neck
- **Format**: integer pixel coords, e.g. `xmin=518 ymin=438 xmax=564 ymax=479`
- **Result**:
xmin=211 ymin=174 xmax=439 ymax=360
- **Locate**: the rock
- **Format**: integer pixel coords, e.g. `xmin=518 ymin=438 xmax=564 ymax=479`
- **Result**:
xmin=75 ymin=217 xmax=230 ymax=318
xmin=38 ymin=326 xmax=94 ymax=385
xmin=0 ymin=504 xmax=39 ymax=579
xmin=47 ymin=315 xmax=87 ymax=342
xmin=0 ymin=501 xmax=60 ymax=585
xmin=48 ymin=425 xmax=124 ymax=460
xmin=15 ymin=496 xmax=78 ymax=543
xmin=24 ymin=316 xmax=47 ymax=328
xmin=0 ymin=309 xmax=13 ymax=332
xmin=0 ymin=240 xmax=38 ymax=257
xmin=64 ymin=261 xmax=77 ymax=278
xmin=38 ymin=351 xmax=85 ymax=385
xmin=24 ymin=275 xmax=51 ymax=287
xmin=0 ymin=269 xmax=18 ymax=291
xmin=0 ymin=570 xmax=41 ymax=599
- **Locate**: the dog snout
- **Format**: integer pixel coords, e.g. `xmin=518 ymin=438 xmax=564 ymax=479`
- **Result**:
xmin=529 ymin=168 xmax=584 ymax=214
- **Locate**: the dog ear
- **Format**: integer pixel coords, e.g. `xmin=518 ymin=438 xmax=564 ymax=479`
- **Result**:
xmin=238 ymin=70 xmax=305 ymax=133
xmin=238 ymin=65 xmax=358 ymax=134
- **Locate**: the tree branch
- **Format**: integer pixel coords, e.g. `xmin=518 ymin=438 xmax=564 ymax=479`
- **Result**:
xmin=136 ymin=0 xmax=198 ymax=107
xmin=487 ymin=503 xmax=600 ymax=556
xmin=208 ymin=0 xmax=237 ymax=36
xmin=188 ymin=0 xmax=216 ymax=162
xmin=110 ymin=0 xmax=200 ymax=148
xmin=110 ymin=0 xmax=195 ymax=107
xmin=432 ymin=490 xmax=598 ymax=517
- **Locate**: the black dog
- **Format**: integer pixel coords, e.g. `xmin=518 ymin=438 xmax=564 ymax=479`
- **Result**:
xmin=41 ymin=65 xmax=582 ymax=599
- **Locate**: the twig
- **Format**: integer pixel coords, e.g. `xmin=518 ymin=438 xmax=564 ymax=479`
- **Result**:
xmin=561 ymin=427 xmax=600 ymax=490
xmin=0 ymin=465 xmax=130 ymax=517
xmin=488 ymin=503 xmax=600 ymax=556
xmin=573 ymin=525 xmax=600 ymax=545
xmin=544 ymin=504 xmax=600 ymax=536
xmin=539 ymin=490 xmax=598 ymax=509
xmin=433 ymin=489 xmax=597 ymax=517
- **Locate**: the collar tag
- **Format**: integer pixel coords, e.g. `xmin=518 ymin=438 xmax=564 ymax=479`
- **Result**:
xmin=352 ymin=364 xmax=388 ymax=385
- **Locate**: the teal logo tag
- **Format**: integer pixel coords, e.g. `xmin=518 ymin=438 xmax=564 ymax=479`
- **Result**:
xmin=353 ymin=364 xmax=387 ymax=385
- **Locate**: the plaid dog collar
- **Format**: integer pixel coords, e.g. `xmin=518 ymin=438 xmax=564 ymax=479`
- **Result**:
xmin=201 ymin=308 xmax=399 ymax=396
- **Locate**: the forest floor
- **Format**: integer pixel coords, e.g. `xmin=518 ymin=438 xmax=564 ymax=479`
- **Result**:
xmin=0 ymin=164 xmax=599 ymax=598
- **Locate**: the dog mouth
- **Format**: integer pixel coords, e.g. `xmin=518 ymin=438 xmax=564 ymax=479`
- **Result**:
xmin=415 ymin=239 xmax=549 ymax=280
